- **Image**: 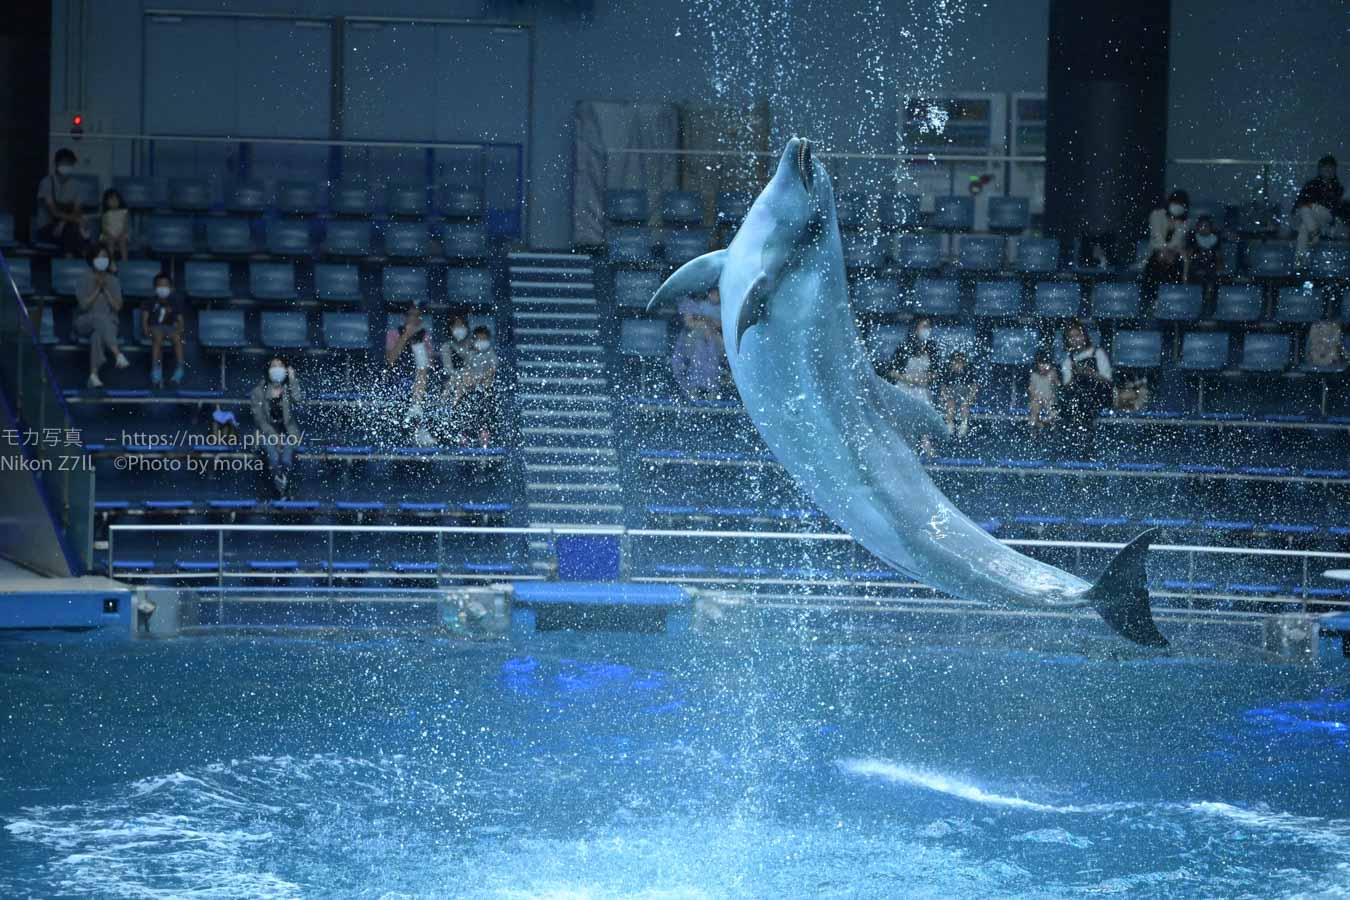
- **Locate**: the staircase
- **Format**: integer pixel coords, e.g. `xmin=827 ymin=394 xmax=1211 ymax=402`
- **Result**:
xmin=507 ymin=252 xmax=623 ymax=559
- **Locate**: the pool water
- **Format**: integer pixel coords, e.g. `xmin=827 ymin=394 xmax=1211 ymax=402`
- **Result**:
xmin=1 ymin=625 xmax=1347 ymax=898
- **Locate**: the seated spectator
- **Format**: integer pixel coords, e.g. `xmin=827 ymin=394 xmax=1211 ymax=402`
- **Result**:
xmin=885 ymin=316 xmax=939 ymax=403
xmin=1027 ymin=352 xmax=1059 ymax=430
xmin=1143 ymin=189 xmax=1190 ymax=291
xmin=1113 ymin=374 xmax=1151 ymax=412
xmin=439 ymin=314 xmax=472 ymax=400
xmin=384 ymin=303 xmax=435 ymax=444
xmin=35 ymin=148 xmax=87 ymax=256
xmin=1306 ymin=319 xmax=1348 ymax=370
xmin=249 ymin=357 xmax=302 ymax=497
xmin=671 ymin=301 xmax=729 ymax=400
xmin=73 ymin=246 xmax=128 ymax=388
xmin=211 ymin=405 xmax=240 ymax=446
xmin=142 ymin=272 xmax=185 ymax=388
xmin=1295 ymin=155 xmax=1346 ymax=266
xmin=1184 ymin=214 xmax=1223 ymax=295
xmin=1059 ymin=320 xmax=1113 ymax=458
xmin=938 ymin=350 xmax=977 ymax=438
xmin=456 ymin=325 xmax=500 ymax=446
xmin=99 ymin=188 xmax=130 ymax=263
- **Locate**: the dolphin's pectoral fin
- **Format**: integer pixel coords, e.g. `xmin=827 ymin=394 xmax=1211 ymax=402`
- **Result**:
xmin=646 ymin=249 xmax=727 ymax=313
xmin=1084 ymin=528 xmax=1168 ymax=647
xmin=735 ymin=273 xmax=770 ymax=351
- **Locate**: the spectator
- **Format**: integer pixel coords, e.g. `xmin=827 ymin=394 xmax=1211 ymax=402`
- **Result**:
xmin=439 ymin=314 xmax=472 ymax=400
xmin=671 ymin=304 xmax=728 ymax=400
xmin=73 ymin=246 xmax=128 ymax=388
xmin=1027 ymin=351 xmax=1059 ymax=430
xmin=1059 ymin=320 xmax=1113 ymax=458
xmin=938 ymin=350 xmax=977 ymax=438
xmin=142 ymin=272 xmax=185 ymax=388
xmin=1294 ymin=155 xmax=1346 ymax=266
xmin=885 ymin=316 xmax=939 ymax=402
xmin=456 ymin=325 xmax=500 ymax=446
xmin=1143 ymin=189 xmax=1190 ymax=291
xmin=384 ymin=303 xmax=435 ymax=444
xmin=35 ymin=148 xmax=87 ymax=256
xmin=211 ymin=405 xmax=240 ymax=446
xmin=1306 ymin=318 xmax=1348 ymax=370
xmin=1113 ymin=375 xmax=1151 ymax=412
xmin=249 ymin=357 xmax=302 ymax=497
xmin=99 ymin=188 xmax=130 ymax=263
xmin=1184 ymin=214 xmax=1224 ymax=295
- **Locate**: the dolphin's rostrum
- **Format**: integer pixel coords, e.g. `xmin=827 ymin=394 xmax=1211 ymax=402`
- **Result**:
xmin=649 ymin=137 xmax=1168 ymax=647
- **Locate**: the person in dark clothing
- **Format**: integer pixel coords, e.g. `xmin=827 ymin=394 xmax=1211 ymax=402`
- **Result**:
xmin=1058 ymin=320 xmax=1113 ymax=459
xmin=885 ymin=316 xmax=939 ymax=403
xmin=938 ymin=350 xmax=978 ymax=438
xmin=1143 ymin=189 xmax=1190 ymax=294
xmin=35 ymin=148 xmax=87 ymax=256
xmin=142 ymin=272 xmax=186 ymax=387
xmin=1184 ymin=214 xmax=1224 ymax=300
xmin=1295 ymin=155 xmax=1346 ymax=264
xmin=249 ymin=357 xmax=303 ymax=497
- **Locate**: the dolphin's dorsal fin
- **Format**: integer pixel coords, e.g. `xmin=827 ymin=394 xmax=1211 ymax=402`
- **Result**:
xmin=646 ymin=249 xmax=727 ymax=313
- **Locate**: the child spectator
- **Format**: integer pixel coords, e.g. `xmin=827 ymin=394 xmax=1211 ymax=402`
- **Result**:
xmin=249 ymin=357 xmax=302 ymax=497
xmin=439 ymin=314 xmax=472 ymax=400
xmin=671 ymin=306 xmax=728 ymax=400
xmin=142 ymin=272 xmax=185 ymax=387
xmin=457 ymin=325 xmax=500 ymax=446
xmin=73 ymin=246 xmax=128 ymax=388
xmin=35 ymin=148 xmax=87 ymax=256
xmin=886 ymin=316 xmax=938 ymax=403
xmin=1295 ymin=155 xmax=1346 ymax=266
xmin=1184 ymin=214 xmax=1223 ymax=295
xmin=938 ymin=350 xmax=977 ymax=438
xmin=99 ymin=189 xmax=130 ymax=263
xmin=1059 ymin=320 xmax=1113 ymax=458
xmin=384 ymin=303 xmax=435 ymax=445
xmin=1027 ymin=352 xmax=1059 ymax=430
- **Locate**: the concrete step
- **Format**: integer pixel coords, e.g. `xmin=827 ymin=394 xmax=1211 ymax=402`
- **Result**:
xmin=509 ymin=280 xmax=595 ymax=292
xmin=521 ymin=407 xmax=612 ymax=420
xmin=521 ymin=425 xmax=615 ymax=438
xmin=524 ymin=462 xmax=620 ymax=475
xmin=517 ymin=359 xmax=605 ymax=372
xmin=513 ymin=326 xmax=600 ymax=339
xmin=526 ymin=501 xmax=625 ymax=515
xmin=515 ymin=342 xmax=603 ymax=355
xmin=508 ymin=265 xmax=594 ymax=276
xmin=526 ymin=481 xmax=623 ymax=493
xmin=508 ymin=250 xmax=591 ymax=262
xmin=512 ymin=295 xmax=597 ymax=306
xmin=512 ymin=310 xmax=600 ymax=322
xmin=517 ymin=392 xmax=611 ymax=407
xmin=517 ymin=375 xmax=609 ymax=389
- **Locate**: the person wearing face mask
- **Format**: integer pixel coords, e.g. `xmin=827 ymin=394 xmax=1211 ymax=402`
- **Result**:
xmin=886 ymin=317 xmax=940 ymax=403
xmin=1184 ymin=215 xmax=1224 ymax=297
xmin=1294 ymin=155 xmax=1346 ymax=266
xmin=142 ymin=273 xmax=186 ymax=388
xmin=440 ymin=315 xmax=473 ymax=401
xmin=457 ymin=326 xmax=500 ymax=446
xmin=671 ymin=308 xmax=728 ymax=400
xmin=73 ymin=247 xmax=128 ymax=388
xmin=1143 ymin=189 xmax=1191 ymax=295
xmin=35 ymin=148 xmax=88 ymax=256
xmin=1058 ymin=319 xmax=1113 ymax=459
xmin=249 ymin=357 xmax=303 ymax=497
xmin=384 ymin=302 xmax=435 ymax=444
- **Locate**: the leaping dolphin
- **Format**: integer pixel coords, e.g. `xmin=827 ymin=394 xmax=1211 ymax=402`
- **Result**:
xmin=648 ymin=137 xmax=1167 ymax=647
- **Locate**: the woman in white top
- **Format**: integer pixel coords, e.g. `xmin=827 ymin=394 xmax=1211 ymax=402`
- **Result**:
xmin=1059 ymin=320 xmax=1113 ymax=459
xmin=886 ymin=317 xmax=939 ymax=403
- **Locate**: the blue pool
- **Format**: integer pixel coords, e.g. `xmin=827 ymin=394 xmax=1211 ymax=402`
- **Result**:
xmin=2 ymin=624 xmax=1348 ymax=898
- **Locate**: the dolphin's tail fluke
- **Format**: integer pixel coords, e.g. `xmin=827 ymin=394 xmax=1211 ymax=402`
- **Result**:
xmin=1085 ymin=528 xmax=1169 ymax=647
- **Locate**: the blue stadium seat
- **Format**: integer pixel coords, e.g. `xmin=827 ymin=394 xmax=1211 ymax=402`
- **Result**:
xmin=50 ymin=258 xmax=86 ymax=297
xmin=606 ymin=190 xmax=648 ymax=224
xmin=843 ymin=232 xmax=885 ymax=269
xmin=880 ymin=193 xmax=923 ymax=230
xmin=384 ymin=222 xmax=429 ymax=258
xmin=147 ymin=216 xmax=195 ymax=254
xmin=69 ymin=174 xmax=100 ymax=210
xmin=112 ymin=176 xmax=158 ymax=210
xmin=168 ymin=178 xmax=211 ymax=212
xmin=892 ymin=233 xmax=943 ymax=269
xmin=276 ymin=181 xmax=320 ymax=216
xmin=249 ymin=262 xmax=296 ymax=302
xmin=386 ymin=183 xmax=428 ymax=218
xmin=991 ymin=326 xmax=1037 ymax=366
xmin=322 ymin=311 xmax=370 ymax=349
xmin=664 ymin=228 xmax=711 ymax=266
xmin=260 ymin=311 xmax=310 ymax=348
xmin=912 ymin=277 xmax=960 ymax=316
xmin=1111 ymin=330 xmax=1164 ymax=368
xmin=987 ymin=196 xmax=1030 ymax=234
xmin=1033 ymin=281 xmax=1080 ymax=318
xmin=835 ymin=192 xmax=866 ymax=229
xmin=1213 ymin=285 xmax=1262 ymax=323
xmin=445 ymin=267 xmax=493 ymax=305
xmin=1179 ymin=331 xmax=1230 ymax=370
xmin=197 ymin=310 xmax=247 ymax=348
xmin=382 ymin=266 xmax=427 ymax=305
xmin=619 ymin=318 xmax=668 ymax=356
xmin=973 ymin=279 xmax=1022 ymax=317
xmin=932 ymin=325 xmax=976 ymax=358
xmin=315 ymin=263 xmax=361 ymax=303
xmin=6 ymin=257 xmax=33 ymax=295
xmin=1092 ymin=281 xmax=1141 ymax=319
xmin=932 ymin=195 xmax=974 ymax=232
xmin=614 ymin=270 xmax=661 ymax=309
xmin=184 ymin=261 xmax=232 ymax=299
xmin=1154 ymin=283 xmax=1203 ymax=322
xmin=437 ymin=187 xmax=483 ymax=220
xmin=715 ymin=191 xmax=752 ymax=225
xmin=267 ymin=220 xmax=312 ymax=256
xmin=119 ymin=260 xmax=163 ymax=298
xmin=226 ymin=179 xmax=269 ymax=214
xmin=958 ymin=235 xmax=1004 ymax=271
xmin=206 ymin=217 xmax=254 ymax=255
xmin=1238 ymin=333 xmax=1292 ymax=372
xmin=608 ymin=227 xmax=657 ymax=264
xmin=330 ymin=183 xmax=373 ymax=217
xmin=661 ymin=191 xmax=703 ymax=225
xmin=1016 ymin=238 xmax=1060 ymax=274
xmin=1274 ymin=287 xmax=1324 ymax=323
xmin=1247 ymin=242 xmax=1294 ymax=278
xmin=441 ymin=223 xmax=488 ymax=261
xmin=1310 ymin=243 xmax=1350 ymax=280
xmin=323 ymin=220 xmax=373 ymax=257
xmin=850 ymin=277 xmax=901 ymax=315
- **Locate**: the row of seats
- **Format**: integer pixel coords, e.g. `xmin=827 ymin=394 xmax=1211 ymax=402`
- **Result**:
xmin=41 ymin=307 xmax=370 ymax=351
xmin=14 ymin=257 xmax=496 ymax=307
